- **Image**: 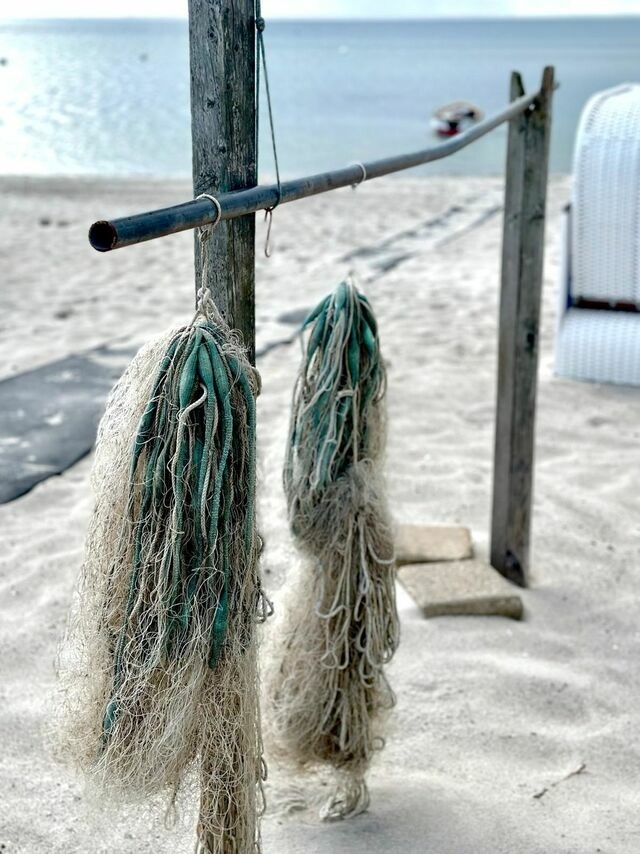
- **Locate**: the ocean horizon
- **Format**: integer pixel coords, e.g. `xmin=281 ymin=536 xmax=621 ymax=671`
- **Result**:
xmin=0 ymin=16 xmax=639 ymax=178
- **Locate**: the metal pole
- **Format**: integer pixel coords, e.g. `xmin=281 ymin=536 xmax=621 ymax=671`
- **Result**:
xmin=490 ymin=66 xmax=554 ymax=587
xmin=88 ymin=90 xmax=538 ymax=253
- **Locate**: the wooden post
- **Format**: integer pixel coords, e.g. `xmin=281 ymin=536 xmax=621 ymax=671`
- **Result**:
xmin=187 ymin=1 xmax=257 ymax=849
xmin=490 ymin=66 xmax=554 ymax=587
xmin=188 ymin=0 xmax=257 ymax=363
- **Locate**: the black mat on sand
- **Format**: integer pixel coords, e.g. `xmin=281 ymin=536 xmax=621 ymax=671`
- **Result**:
xmin=0 ymin=317 xmax=305 ymax=506
xmin=0 ymin=344 xmax=135 ymax=504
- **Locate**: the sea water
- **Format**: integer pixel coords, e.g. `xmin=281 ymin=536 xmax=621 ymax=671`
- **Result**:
xmin=0 ymin=16 xmax=638 ymax=177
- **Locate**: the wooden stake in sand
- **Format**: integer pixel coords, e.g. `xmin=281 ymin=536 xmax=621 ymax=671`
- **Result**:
xmin=189 ymin=2 xmax=262 ymax=849
xmin=491 ymin=67 xmax=554 ymax=587
xmin=269 ymin=280 xmax=399 ymax=819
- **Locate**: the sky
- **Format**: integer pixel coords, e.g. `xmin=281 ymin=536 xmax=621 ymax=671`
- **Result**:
xmin=1 ymin=0 xmax=639 ymax=17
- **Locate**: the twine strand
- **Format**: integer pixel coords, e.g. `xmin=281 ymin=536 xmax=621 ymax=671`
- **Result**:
xmin=349 ymin=161 xmax=367 ymax=189
xmin=256 ymin=3 xmax=281 ymax=256
xmin=194 ymin=193 xmax=223 ymax=323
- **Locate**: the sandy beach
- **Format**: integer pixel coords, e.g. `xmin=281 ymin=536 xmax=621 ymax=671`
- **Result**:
xmin=1 ymin=173 xmax=639 ymax=854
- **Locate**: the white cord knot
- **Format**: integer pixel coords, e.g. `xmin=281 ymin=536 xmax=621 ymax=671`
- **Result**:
xmin=194 ymin=284 xmax=217 ymax=323
xmin=348 ymin=161 xmax=367 ymax=189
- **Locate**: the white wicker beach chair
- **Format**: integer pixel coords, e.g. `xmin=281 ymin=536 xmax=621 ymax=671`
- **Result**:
xmin=555 ymin=83 xmax=640 ymax=386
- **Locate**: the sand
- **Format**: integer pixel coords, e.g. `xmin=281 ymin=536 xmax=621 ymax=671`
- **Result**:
xmin=1 ymin=174 xmax=639 ymax=854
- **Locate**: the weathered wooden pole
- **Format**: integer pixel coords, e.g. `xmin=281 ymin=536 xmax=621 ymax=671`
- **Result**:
xmin=188 ymin=1 xmax=258 ymax=850
xmin=490 ymin=66 xmax=554 ymax=587
xmin=189 ymin=0 xmax=257 ymax=363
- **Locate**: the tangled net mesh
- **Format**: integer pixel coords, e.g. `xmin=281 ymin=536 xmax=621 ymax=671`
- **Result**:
xmin=54 ymin=292 xmax=267 ymax=853
xmin=267 ymin=279 xmax=399 ymax=819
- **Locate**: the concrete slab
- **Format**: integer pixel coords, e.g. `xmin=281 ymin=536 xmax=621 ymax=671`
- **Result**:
xmin=397 ymin=559 xmax=523 ymax=619
xmin=395 ymin=524 xmax=473 ymax=565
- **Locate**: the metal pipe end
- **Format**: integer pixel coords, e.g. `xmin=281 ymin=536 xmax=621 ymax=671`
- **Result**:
xmin=89 ymin=220 xmax=117 ymax=252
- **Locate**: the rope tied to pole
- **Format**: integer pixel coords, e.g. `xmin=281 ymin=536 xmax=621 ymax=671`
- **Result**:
xmin=194 ymin=193 xmax=223 ymax=319
xmin=349 ymin=161 xmax=367 ymax=189
xmin=256 ymin=2 xmax=281 ymax=257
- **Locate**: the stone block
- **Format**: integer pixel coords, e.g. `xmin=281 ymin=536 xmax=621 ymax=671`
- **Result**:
xmin=395 ymin=524 xmax=473 ymax=565
xmin=397 ymin=559 xmax=523 ymax=619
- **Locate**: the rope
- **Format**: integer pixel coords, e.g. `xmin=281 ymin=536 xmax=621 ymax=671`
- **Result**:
xmin=196 ymin=192 xmax=222 ymax=228
xmin=194 ymin=9 xmax=282 ymax=266
xmin=194 ymin=193 xmax=223 ymax=320
xmin=256 ymin=2 xmax=281 ymax=256
xmin=346 ymin=164 xmax=366 ymax=279
xmin=349 ymin=161 xmax=367 ymax=189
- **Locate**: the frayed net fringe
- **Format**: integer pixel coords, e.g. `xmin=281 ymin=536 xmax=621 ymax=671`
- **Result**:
xmin=54 ymin=305 xmax=267 ymax=853
xmin=268 ymin=279 xmax=399 ymax=819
